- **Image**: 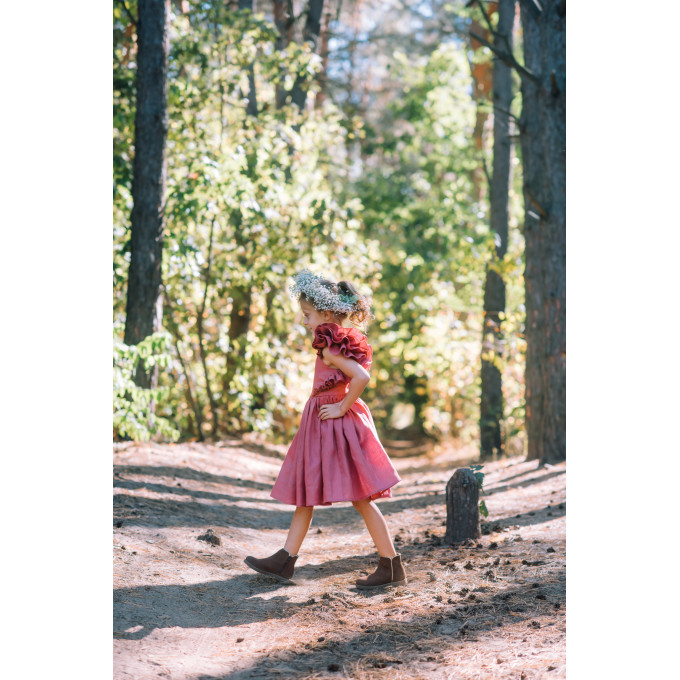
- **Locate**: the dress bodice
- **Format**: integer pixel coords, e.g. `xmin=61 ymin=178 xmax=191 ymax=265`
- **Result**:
xmin=309 ymin=322 xmax=372 ymax=398
xmin=310 ymin=356 xmax=350 ymax=397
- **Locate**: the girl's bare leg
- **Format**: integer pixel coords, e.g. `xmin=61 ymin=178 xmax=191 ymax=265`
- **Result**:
xmin=284 ymin=506 xmax=314 ymax=555
xmin=352 ymin=499 xmax=397 ymax=558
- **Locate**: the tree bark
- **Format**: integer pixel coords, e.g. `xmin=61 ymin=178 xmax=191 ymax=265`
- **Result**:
xmin=315 ymin=9 xmax=332 ymax=109
xmin=468 ymin=17 xmax=494 ymax=201
xmin=403 ymin=373 xmax=428 ymax=438
xmin=124 ymin=0 xmax=170 ymax=389
xmin=274 ymin=0 xmax=296 ymax=108
xmin=162 ymin=290 xmax=205 ymax=440
xmin=445 ymin=468 xmax=481 ymax=544
xmin=223 ymin=285 xmax=253 ymax=421
xmin=239 ymin=0 xmax=258 ymax=117
xmin=519 ymin=0 xmax=566 ymax=464
xmin=480 ymin=0 xmax=515 ymax=460
xmin=197 ymin=219 xmax=220 ymax=438
xmin=221 ymin=3 xmax=259 ymax=432
xmin=289 ymin=0 xmax=325 ymax=110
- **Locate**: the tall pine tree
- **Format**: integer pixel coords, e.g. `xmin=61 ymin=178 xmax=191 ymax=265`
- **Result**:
xmin=519 ymin=0 xmax=566 ymax=464
xmin=480 ymin=0 xmax=515 ymax=460
xmin=124 ymin=0 xmax=170 ymax=389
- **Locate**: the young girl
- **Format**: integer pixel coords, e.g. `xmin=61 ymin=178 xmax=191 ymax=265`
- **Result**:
xmin=245 ymin=269 xmax=407 ymax=589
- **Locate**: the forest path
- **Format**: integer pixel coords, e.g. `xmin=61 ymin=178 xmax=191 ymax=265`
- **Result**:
xmin=113 ymin=439 xmax=566 ymax=680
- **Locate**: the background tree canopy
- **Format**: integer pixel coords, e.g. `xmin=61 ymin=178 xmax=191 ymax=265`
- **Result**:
xmin=114 ymin=0 xmax=564 ymax=463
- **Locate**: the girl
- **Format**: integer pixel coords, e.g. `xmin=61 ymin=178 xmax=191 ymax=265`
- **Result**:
xmin=245 ymin=269 xmax=407 ymax=590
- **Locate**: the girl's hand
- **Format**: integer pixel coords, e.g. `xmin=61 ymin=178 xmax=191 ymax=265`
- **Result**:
xmin=317 ymin=348 xmax=370 ymax=421
xmin=319 ymin=403 xmax=346 ymax=420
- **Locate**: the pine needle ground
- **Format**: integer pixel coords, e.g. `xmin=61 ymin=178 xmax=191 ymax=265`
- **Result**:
xmin=114 ymin=440 xmax=566 ymax=679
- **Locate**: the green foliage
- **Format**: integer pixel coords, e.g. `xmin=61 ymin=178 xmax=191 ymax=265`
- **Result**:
xmin=112 ymin=0 xmax=137 ymax=310
xmin=113 ymin=327 xmax=180 ymax=442
xmin=354 ymin=44 xmax=496 ymax=442
xmin=470 ymin=463 xmax=485 ymax=489
xmin=113 ymin=4 xmax=526 ymax=450
xmin=114 ymin=4 xmax=376 ymax=440
xmin=356 ymin=42 xmax=526 ymax=452
xmin=470 ymin=464 xmax=488 ymax=517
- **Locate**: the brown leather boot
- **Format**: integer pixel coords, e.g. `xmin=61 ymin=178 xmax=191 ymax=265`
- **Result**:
xmin=244 ymin=548 xmax=298 ymax=583
xmin=356 ymin=553 xmax=407 ymax=590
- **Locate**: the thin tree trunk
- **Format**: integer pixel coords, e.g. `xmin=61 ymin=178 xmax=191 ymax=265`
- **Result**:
xmin=124 ymin=0 xmax=170 ymax=389
xmin=403 ymin=373 xmax=428 ymax=439
xmin=221 ymin=3 xmax=259 ymax=430
xmin=480 ymin=0 xmax=515 ymax=460
xmin=468 ymin=17 xmax=494 ymax=201
xmin=223 ymin=285 xmax=253 ymax=419
xmin=174 ymin=335 xmax=202 ymax=439
xmin=289 ymin=0 xmax=325 ymax=110
xmin=264 ymin=286 xmax=284 ymax=336
xmin=239 ymin=0 xmax=258 ymax=117
xmin=519 ymin=0 xmax=566 ymax=464
xmin=197 ymin=219 xmax=220 ymax=438
xmin=171 ymin=0 xmax=189 ymax=14
xmin=345 ymin=0 xmax=359 ymax=113
xmin=315 ymin=8 xmax=332 ymax=109
xmin=163 ymin=290 xmax=205 ymax=440
xmin=274 ymin=0 xmax=296 ymax=108
xmin=173 ymin=336 xmax=202 ymax=441
xmin=228 ymin=289 xmax=253 ymax=352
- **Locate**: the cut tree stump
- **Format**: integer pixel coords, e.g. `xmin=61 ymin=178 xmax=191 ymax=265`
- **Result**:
xmin=445 ymin=468 xmax=481 ymax=544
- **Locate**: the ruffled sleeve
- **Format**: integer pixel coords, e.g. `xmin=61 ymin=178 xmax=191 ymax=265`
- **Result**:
xmin=312 ymin=322 xmax=372 ymax=369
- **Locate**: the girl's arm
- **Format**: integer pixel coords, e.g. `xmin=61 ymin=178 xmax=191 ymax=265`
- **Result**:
xmin=318 ymin=347 xmax=370 ymax=420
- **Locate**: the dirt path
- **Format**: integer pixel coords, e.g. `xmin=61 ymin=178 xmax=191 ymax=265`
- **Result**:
xmin=113 ymin=439 xmax=566 ymax=679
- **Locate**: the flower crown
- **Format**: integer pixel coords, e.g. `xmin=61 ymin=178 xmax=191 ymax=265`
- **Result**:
xmin=289 ymin=268 xmax=360 ymax=313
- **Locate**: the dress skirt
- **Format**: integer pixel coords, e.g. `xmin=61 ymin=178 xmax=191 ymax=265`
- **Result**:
xmin=270 ymin=384 xmax=402 ymax=507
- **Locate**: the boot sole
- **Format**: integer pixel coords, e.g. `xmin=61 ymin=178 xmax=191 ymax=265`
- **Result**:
xmin=356 ymin=577 xmax=407 ymax=590
xmin=244 ymin=557 xmax=295 ymax=584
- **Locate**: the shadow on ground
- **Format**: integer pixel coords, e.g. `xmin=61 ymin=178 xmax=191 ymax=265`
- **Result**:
xmin=115 ymin=465 xmax=274 ymax=492
xmin=486 ymin=469 xmax=566 ymax=496
xmin=116 ymin=566 xmax=564 ymax=678
xmin=202 ymin=570 xmax=564 ymax=680
xmin=113 ymin=486 xmax=448 ymax=531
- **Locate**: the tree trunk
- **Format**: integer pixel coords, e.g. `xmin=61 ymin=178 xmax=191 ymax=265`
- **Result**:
xmin=480 ymin=0 xmax=515 ymax=460
xmin=163 ymin=290 xmax=205 ymax=440
xmin=274 ymin=0 xmax=296 ymax=108
xmin=197 ymin=219 xmax=220 ymax=438
xmin=480 ymin=268 xmax=505 ymax=458
xmin=445 ymin=468 xmax=481 ymax=544
xmin=403 ymin=373 xmax=428 ymax=438
xmin=124 ymin=0 xmax=170 ymax=389
xmin=173 ymin=334 xmax=204 ymax=440
xmin=239 ymin=0 xmax=258 ymax=117
xmin=223 ymin=284 xmax=253 ymax=423
xmin=519 ymin=0 xmax=566 ymax=464
xmin=315 ymin=9 xmax=332 ymax=109
xmin=220 ymin=4 xmax=259 ymax=432
xmin=468 ymin=17 xmax=494 ymax=201
xmin=289 ymin=0 xmax=325 ymax=110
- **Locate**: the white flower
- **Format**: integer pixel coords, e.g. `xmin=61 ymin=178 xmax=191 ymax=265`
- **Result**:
xmin=289 ymin=268 xmax=359 ymax=313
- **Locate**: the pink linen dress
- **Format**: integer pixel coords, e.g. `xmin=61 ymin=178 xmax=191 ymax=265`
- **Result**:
xmin=270 ymin=322 xmax=402 ymax=507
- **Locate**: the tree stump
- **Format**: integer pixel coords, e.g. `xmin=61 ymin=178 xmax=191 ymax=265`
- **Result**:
xmin=445 ymin=468 xmax=481 ymax=544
